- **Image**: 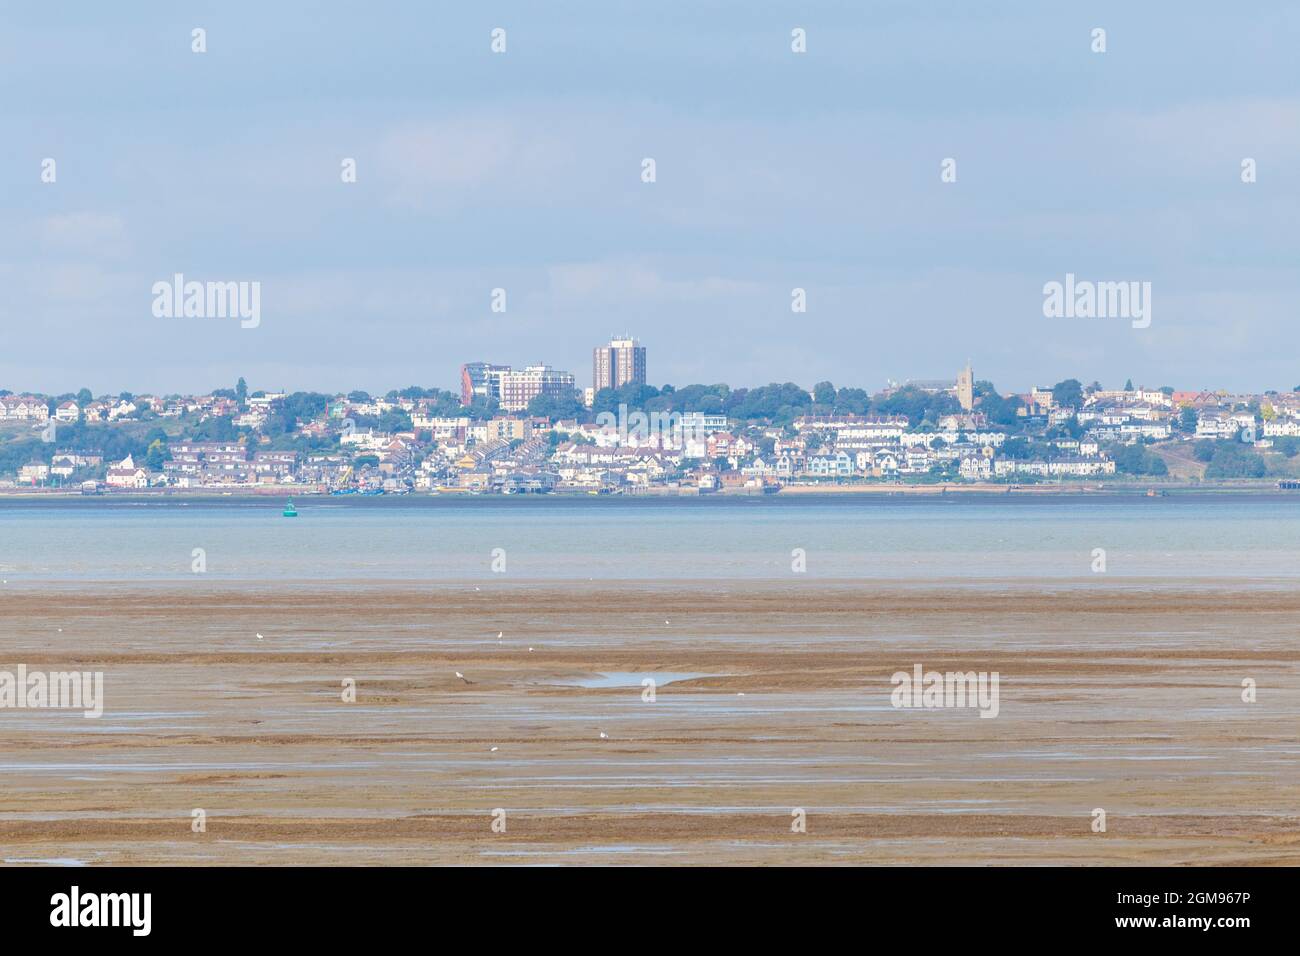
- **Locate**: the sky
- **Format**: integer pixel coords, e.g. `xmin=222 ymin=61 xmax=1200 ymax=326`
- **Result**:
xmin=2 ymin=1 xmax=1298 ymax=397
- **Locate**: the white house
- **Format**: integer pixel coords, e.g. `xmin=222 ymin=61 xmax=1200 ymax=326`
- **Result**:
xmin=105 ymin=454 xmax=149 ymax=489
xmin=1263 ymin=419 xmax=1300 ymax=438
xmin=18 ymin=462 xmax=50 ymax=484
xmin=0 ymin=397 xmax=49 ymax=421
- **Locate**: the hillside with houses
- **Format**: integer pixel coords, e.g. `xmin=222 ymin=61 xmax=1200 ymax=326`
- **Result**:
xmin=2 ymin=372 xmax=1297 ymax=495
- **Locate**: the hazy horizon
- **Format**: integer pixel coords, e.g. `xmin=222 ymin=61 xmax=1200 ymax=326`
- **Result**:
xmin=4 ymin=1 xmax=1297 ymax=396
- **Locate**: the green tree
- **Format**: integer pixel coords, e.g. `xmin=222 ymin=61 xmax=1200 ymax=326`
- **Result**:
xmin=833 ymin=386 xmax=871 ymax=415
xmin=1000 ymin=438 xmax=1033 ymax=459
xmin=144 ymin=438 xmax=168 ymax=470
xmin=387 ymin=385 xmax=451 ymax=400
xmin=527 ymin=392 xmax=585 ymax=421
xmin=1051 ymin=379 xmax=1083 ymax=409
xmin=281 ymin=392 xmax=330 ymax=424
xmin=727 ymin=383 xmax=814 ymax=424
xmin=378 ymin=409 xmax=414 ymax=432
xmin=976 ymin=388 xmax=1022 ymax=427
xmin=591 ymin=382 xmax=662 ymax=417
xmin=462 ymin=395 xmax=497 ymax=419
xmin=875 ymin=385 xmax=957 ymax=427
xmin=1205 ymin=445 xmax=1265 ymax=478
xmin=1112 ymin=444 xmax=1168 ymax=476
xmin=193 ymin=415 xmax=236 ymax=441
xmin=236 ymin=377 xmax=248 ymax=406
xmin=1273 ymin=437 xmax=1300 ymax=458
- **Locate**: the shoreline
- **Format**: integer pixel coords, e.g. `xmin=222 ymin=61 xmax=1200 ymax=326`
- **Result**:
xmin=0 ymin=480 xmax=1293 ymax=500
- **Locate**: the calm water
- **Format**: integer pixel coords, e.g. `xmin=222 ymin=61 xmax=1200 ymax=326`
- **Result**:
xmin=2 ymin=494 xmax=1299 ymax=582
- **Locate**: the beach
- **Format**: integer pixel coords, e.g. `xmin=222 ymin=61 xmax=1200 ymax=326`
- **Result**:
xmin=2 ymin=578 xmax=1297 ymax=865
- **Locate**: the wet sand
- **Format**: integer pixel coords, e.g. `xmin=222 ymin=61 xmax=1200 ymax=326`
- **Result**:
xmin=1 ymin=580 xmax=1297 ymax=865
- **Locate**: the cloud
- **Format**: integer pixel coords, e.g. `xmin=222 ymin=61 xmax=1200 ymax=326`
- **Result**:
xmin=375 ymin=115 xmax=583 ymax=211
xmin=38 ymin=212 xmax=128 ymax=257
xmin=545 ymin=259 xmax=759 ymax=305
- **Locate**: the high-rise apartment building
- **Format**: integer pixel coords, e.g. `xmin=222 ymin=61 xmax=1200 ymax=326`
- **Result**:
xmin=497 ymin=365 xmax=577 ymax=412
xmin=592 ymin=337 xmax=647 ymax=393
xmin=460 ymin=362 xmax=511 ymax=406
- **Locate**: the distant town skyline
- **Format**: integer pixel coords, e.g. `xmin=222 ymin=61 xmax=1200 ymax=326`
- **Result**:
xmin=4 ymin=3 xmax=1298 ymax=395
xmin=4 ymin=355 xmax=1297 ymax=405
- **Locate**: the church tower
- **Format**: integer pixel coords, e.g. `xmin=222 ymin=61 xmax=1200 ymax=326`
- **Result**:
xmin=957 ymin=361 xmax=974 ymax=411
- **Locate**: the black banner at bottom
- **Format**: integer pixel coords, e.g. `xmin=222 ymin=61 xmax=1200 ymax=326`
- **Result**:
xmin=0 ymin=865 xmax=1284 ymax=942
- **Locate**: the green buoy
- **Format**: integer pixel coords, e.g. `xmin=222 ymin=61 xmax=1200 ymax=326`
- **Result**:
xmin=282 ymin=498 xmax=298 ymax=517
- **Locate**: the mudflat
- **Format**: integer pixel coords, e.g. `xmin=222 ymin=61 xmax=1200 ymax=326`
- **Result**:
xmin=1 ymin=580 xmax=1297 ymax=865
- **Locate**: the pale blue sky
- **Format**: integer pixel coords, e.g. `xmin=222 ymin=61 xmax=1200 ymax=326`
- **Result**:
xmin=3 ymin=1 xmax=1297 ymax=396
